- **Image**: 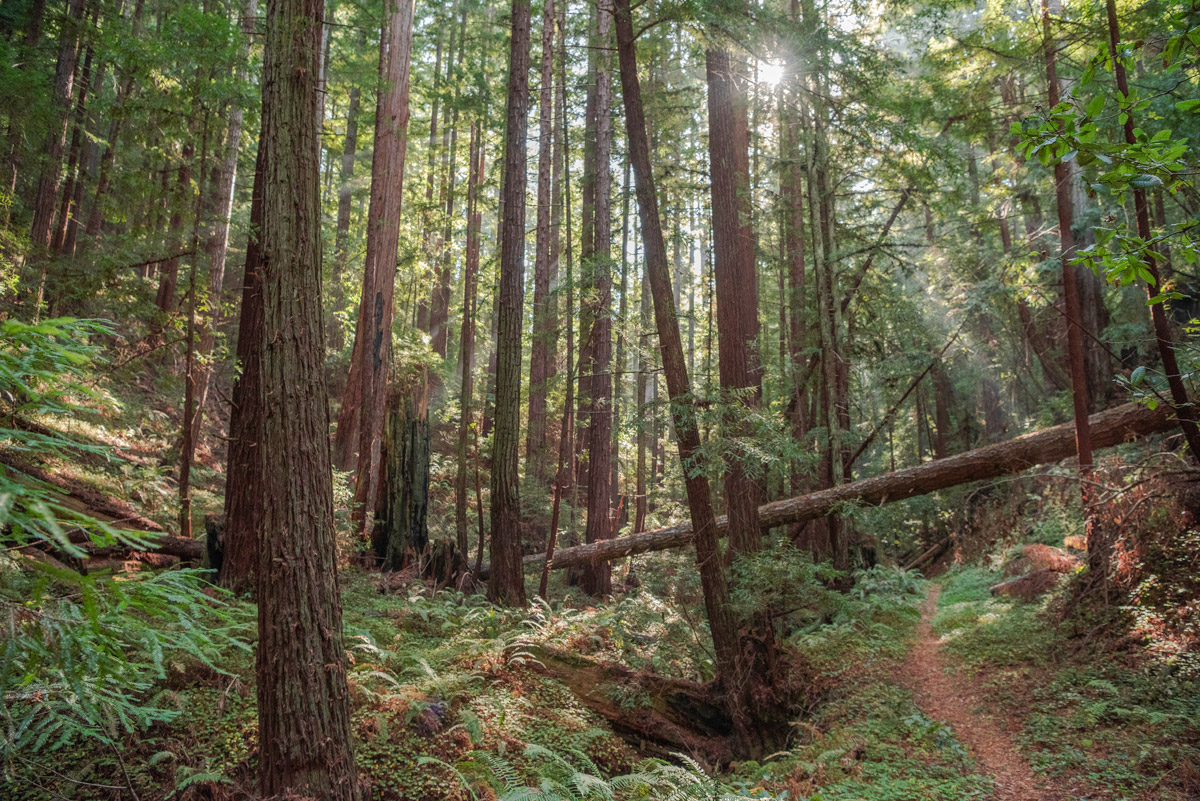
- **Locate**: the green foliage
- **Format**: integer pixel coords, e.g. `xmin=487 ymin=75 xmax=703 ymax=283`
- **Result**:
xmin=0 ymin=319 xmax=253 ymax=780
xmin=438 ymin=746 xmax=781 ymax=801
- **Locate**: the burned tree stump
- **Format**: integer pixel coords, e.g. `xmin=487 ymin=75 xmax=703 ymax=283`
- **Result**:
xmin=372 ymin=388 xmax=431 ymax=572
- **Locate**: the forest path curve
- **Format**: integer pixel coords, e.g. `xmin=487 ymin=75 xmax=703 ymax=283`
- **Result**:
xmin=899 ymin=585 xmax=1073 ymax=801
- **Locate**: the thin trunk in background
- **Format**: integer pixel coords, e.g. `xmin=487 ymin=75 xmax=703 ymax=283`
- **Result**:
xmin=187 ymin=0 xmax=258 ymax=452
xmin=526 ymin=0 xmax=556 ymax=485
xmin=456 ymin=122 xmax=483 ymax=572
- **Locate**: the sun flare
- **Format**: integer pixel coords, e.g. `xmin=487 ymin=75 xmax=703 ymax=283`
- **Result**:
xmin=758 ymin=60 xmax=785 ymax=86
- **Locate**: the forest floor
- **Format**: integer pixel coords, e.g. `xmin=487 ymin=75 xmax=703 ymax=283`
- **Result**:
xmin=5 ymin=383 xmax=1199 ymax=800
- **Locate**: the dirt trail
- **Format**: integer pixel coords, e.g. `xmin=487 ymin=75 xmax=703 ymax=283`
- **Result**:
xmin=899 ymin=585 xmax=1076 ymax=801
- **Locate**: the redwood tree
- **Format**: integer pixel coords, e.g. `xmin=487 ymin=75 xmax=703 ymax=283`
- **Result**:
xmin=339 ymin=0 xmax=415 ymax=531
xmin=580 ymin=0 xmax=614 ymax=598
xmin=254 ymin=0 xmax=358 ymax=793
xmin=488 ymin=0 xmax=532 ymax=607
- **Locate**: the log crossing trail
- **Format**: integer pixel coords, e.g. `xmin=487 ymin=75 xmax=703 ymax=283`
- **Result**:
xmin=900 ymin=585 xmax=1075 ymax=801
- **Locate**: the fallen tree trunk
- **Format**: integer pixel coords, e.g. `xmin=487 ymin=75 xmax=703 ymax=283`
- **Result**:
xmin=494 ymin=402 xmax=1170 ymax=576
xmin=0 ymin=452 xmax=165 ymax=532
xmin=528 ymin=646 xmax=732 ymax=765
xmin=903 ymin=537 xmax=950 ymax=572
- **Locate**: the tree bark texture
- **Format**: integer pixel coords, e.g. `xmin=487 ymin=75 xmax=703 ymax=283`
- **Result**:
xmin=254 ymin=0 xmax=358 ymax=794
xmin=488 ymin=0 xmax=532 ymax=607
xmin=346 ymin=0 xmax=415 ymax=536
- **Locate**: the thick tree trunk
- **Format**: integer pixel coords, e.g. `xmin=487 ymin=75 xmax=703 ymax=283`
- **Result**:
xmin=505 ymin=401 xmax=1172 ymax=572
xmin=488 ymin=0 xmax=531 ymax=608
xmin=254 ymin=0 xmax=358 ymax=793
xmin=345 ymin=0 xmax=414 ymax=538
xmin=706 ymin=46 xmax=765 ymax=556
xmin=580 ymin=0 xmax=614 ymax=597
xmin=374 ymin=389 xmax=431 ymax=571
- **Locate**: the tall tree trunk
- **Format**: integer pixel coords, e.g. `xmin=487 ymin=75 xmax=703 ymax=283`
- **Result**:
xmin=30 ymin=0 xmax=87 ymax=317
xmin=188 ymin=0 xmax=258 ymax=453
xmin=1042 ymin=0 xmax=1095 ymax=570
xmin=612 ymin=158 xmax=631 ymax=524
xmin=254 ymin=0 xmax=358 ymax=792
xmin=540 ymin=60 xmax=577 ymax=598
xmin=1104 ymin=0 xmax=1200 ymax=468
xmin=781 ymin=45 xmax=809 ymax=518
xmin=580 ymin=0 xmax=614 ymax=597
xmin=219 ymin=148 xmax=265 ymax=596
xmin=430 ymin=5 xmax=463 ymax=360
xmin=634 ymin=226 xmax=650 ymax=536
xmin=349 ymin=0 xmax=415 ymax=541
xmin=706 ymin=46 xmax=765 ymax=556
xmin=526 ymin=0 xmax=556 ymax=484
xmin=416 ymin=33 xmax=444 ymax=334
xmin=456 ymin=122 xmax=484 ymax=573
xmin=488 ymin=0 xmax=532 ymax=607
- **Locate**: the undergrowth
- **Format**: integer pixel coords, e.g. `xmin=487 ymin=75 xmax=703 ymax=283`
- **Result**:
xmin=933 ymin=559 xmax=1200 ymax=800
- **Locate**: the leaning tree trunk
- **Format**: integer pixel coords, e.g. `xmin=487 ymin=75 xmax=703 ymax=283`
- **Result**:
xmin=613 ymin=0 xmax=742 ymax=739
xmin=488 ymin=0 xmax=532 ymax=608
xmin=254 ymin=0 xmax=358 ymax=793
xmin=1103 ymin=0 xmax=1200 ymax=469
xmin=219 ymin=147 xmax=266 ymax=596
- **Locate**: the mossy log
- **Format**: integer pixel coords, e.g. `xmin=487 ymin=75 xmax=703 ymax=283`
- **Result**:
xmin=527 ymin=646 xmax=732 ymax=765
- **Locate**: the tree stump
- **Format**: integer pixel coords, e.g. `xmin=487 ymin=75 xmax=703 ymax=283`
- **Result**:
xmin=372 ymin=388 xmax=431 ymax=572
